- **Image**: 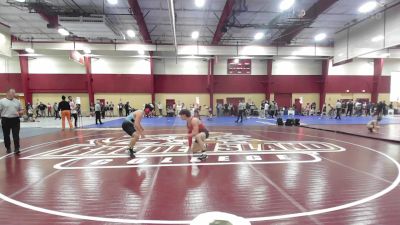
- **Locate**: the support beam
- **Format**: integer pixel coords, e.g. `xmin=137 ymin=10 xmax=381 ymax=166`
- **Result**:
xmin=372 ymin=58 xmax=384 ymax=103
xmin=273 ymin=0 xmax=338 ymax=45
xmin=19 ymin=55 xmax=31 ymax=105
xmin=208 ymin=59 xmax=215 ymax=110
xmin=150 ymin=53 xmax=155 ymax=103
xmin=128 ymin=0 xmax=152 ymax=44
xmin=212 ymin=0 xmax=235 ymax=45
xmin=265 ymin=59 xmax=273 ymax=100
xmin=320 ymin=59 xmax=329 ymax=110
xmin=84 ymin=56 xmax=94 ymax=105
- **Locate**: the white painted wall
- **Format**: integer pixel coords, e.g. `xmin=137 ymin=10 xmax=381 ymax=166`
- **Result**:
xmin=328 ymin=58 xmax=374 ymax=76
xmin=214 ymin=59 xmax=267 ymax=75
xmin=154 ymin=58 xmax=208 ymax=75
xmin=383 ymin=59 xmax=400 ymax=76
xmin=0 ymin=55 xmax=20 ymax=73
xmin=272 ymin=59 xmax=321 ymax=75
xmin=91 ymin=57 xmax=150 ymax=74
xmin=29 ymin=56 xmax=85 ymax=74
xmin=252 ymin=59 xmax=267 ymax=75
xmin=214 ymin=59 xmax=227 ymax=75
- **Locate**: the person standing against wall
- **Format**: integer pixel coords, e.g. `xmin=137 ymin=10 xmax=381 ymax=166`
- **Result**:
xmin=118 ymin=101 xmax=124 ymax=117
xmin=53 ymin=102 xmax=60 ymax=119
xmin=124 ymin=102 xmax=130 ymax=117
xmin=58 ymin=96 xmax=73 ymax=130
xmin=68 ymin=96 xmax=78 ymax=128
xmin=335 ymin=100 xmax=342 ymax=120
xmin=95 ymin=100 xmax=103 ymax=125
xmin=0 ymin=89 xmax=24 ymax=154
xmin=235 ymin=100 xmax=246 ymax=123
xmin=157 ymin=102 xmax=163 ymax=117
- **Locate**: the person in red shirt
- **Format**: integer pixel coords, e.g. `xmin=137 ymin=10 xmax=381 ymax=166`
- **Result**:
xmin=179 ymin=109 xmax=209 ymax=160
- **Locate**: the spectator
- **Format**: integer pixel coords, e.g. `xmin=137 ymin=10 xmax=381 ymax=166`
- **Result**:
xmin=68 ymin=96 xmax=78 ymax=128
xmin=124 ymin=102 xmax=130 ymax=117
xmin=58 ymin=95 xmax=73 ymax=130
xmin=54 ymin=102 xmax=60 ymax=119
xmin=335 ymin=100 xmax=342 ymax=120
xmin=47 ymin=102 xmax=52 ymax=117
xmin=118 ymin=101 xmax=124 ymax=117
xmin=95 ymin=100 xmax=103 ymax=125
xmin=157 ymin=102 xmax=163 ymax=116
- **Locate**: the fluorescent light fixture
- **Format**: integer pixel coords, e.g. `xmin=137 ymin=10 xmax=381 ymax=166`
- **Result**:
xmin=314 ymin=33 xmax=327 ymax=41
xmin=107 ymin=0 xmax=118 ymax=5
xmin=25 ymin=48 xmax=34 ymax=53
xmin=338 ymin=53 xmax=344 ymax=57
xmin=371 ymin=35 xmax=384 ymax=42
xmin=138 ymin=49 xmax=145 ymax=55
xmin=0 ymin=33 xmax=6 ymax=44
xmin=191 ymin=31 xmax=199 ymax=39
xmin=380 ymin=53 xmax=390 ymax=58
xmin=127 ymin=29 xmax=136 ymax=38
xmin=58 ymin=28 xmax=70 ymax=36
xmin=358 ymin=1 xmax=378 ymax=13
xmin=283 ymin=56 xmax=302 ymax=59
xmin=291 ymin=51 xmax=300 ymax=55
xmin=195 ymin=0 xmax=205 ymax=7
xmin=83 ymin=48 xmax=91 ymax=54
xmin=280 ymin=0 xmax=295 ymax=11
xmin=233 ymin=58 xmax=239 ymax=64
xmin=254 ymin=32 xmax=264 ymax=40
xmin=15 ymin=0 xmax=25 ymax=2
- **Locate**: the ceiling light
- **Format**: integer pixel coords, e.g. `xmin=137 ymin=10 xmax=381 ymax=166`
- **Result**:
xmin=314 ymin=33 xmax=327 ymax=41
xmin=280 ymin=0 xmax=295 ymax=11
xmin=380 ymin=53 xmax=390 ymax=58
xmin=191 ymin=31 xmax=199 ymax=39
xmin=127 ymin=29 xmax=136 ymax=38
xmin=83 ymin=48 xmax=91 ymax=54
xmin=346 ymin=90 xmax=350 ymax=93
xmin=58 ymin=28 xmax=70 ymax=36
xmin=15 ymin=0 xmax=25 ymax=2
xmin=371 ymin=35 xmax=384 ymax=42
xmin=138 ymin=49 xmax=145 ymax=55
xmin=233 ymin=58 xmax=239 ymax=64
xmin=0 ymin=33 xmax=6 ymax=44
xmin=25 ymin=48 xmax=34 ymax=53
xmin=195 ymin=0 xmax=205 ymax=7
xmin=284 ymin=56 xmax=302 ymax=59
xmin=107 ymin=0 xmax=118 ymax=5
xmin=254 ymin=32 xmax=264 ymax=40
xmin=358 ymin=1 xmax=378 ymax=13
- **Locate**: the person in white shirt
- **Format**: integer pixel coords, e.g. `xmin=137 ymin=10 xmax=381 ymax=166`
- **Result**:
xmin=235 ymin=100 xmax=246 ymax=123
xmin=157 ymin=102 xmax=163 ymax=116
xmin=68 ymin=96 xmax=78 ymax=128
xmin=335 ymin=100 xmax=342 ymax=120
xmin=264 ymin=101 xmax=269 ymax=118
xmin=0 ymin=89 xmax=24 ymax=154
xmin=176 ymin=102 xmax=182 ymax=116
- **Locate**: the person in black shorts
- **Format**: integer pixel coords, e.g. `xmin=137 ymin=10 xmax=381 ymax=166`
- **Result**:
xmin=122 ymin=109 xmax=145 ymax=158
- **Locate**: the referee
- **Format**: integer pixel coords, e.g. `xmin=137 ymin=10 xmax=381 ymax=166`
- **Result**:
xmin=0 ymin=89 xmax=24 ymax=154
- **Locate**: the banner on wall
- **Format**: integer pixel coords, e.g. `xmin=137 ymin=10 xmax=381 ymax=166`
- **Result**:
xmin=196 ymin=97 xmax=200 ymax=105
xmin=76 ymin=97 xmax=81 ymax=104
xmin=0 ymin=23 xmax=11 ymax=57
xmin=390 ymin=72 xmax=400 ymax=102
xmin=69 ymin=50 xmax=85 ymax=65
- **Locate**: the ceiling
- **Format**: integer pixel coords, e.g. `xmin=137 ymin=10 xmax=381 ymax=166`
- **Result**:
xmin=0 ymin=0 xmax=399 ymax=46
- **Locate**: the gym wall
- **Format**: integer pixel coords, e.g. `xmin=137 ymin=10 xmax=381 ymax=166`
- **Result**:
xmin=32 ymin=93 xmax=89 ymax=115
xmin=94 ymin=93 xmax=151 ymax=111
xmin=155 ymin=93 xmax=210 ymax=115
